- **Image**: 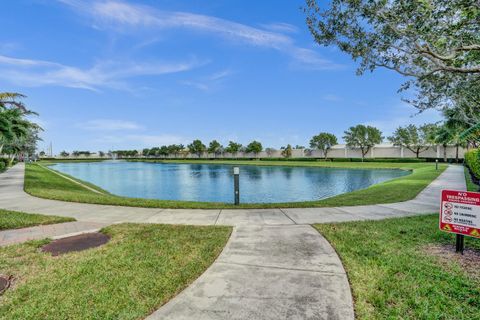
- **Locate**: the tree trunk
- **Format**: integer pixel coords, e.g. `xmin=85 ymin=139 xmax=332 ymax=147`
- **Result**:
xmin=443 ymin=144 xmax=447 ymax=163
xmin=361 ymin=147 xmax=367 ymax=162
xmin=456 ymin=145 xmax=459 ymax=163
xmin=8 ymin=154 xmax=15 ymax=166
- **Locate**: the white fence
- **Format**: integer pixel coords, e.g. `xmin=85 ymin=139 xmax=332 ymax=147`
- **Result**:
xmin=173 ymin=144 xmax=466 ymax=159
xmin=53 ymin=144 xmax=467 ymax=160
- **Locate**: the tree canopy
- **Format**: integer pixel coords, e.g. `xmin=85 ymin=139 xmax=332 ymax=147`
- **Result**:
xmin=344 ymin=125 xmax=383 ymax=159
xmin=207 ymin=140 xmax=223 ymax=156
xmin=388 ymin=124 xmax=437 ymax=158
xmin=167 ymin=144 xmax=184 ymax=157
xmin=281 ymin=144 xmax=293 ymax=158
xmin=245 ymin=140 xmax=263 ymax=156
xmin=224 ymin=141 xmax=242 ymax=156
xmin=309 ymin=132 xmax=338 ymax=159
xmin=187 ymin=140 xmax=206 ymax=157
xmin=305 ymin=0 xmax=480 ymax=136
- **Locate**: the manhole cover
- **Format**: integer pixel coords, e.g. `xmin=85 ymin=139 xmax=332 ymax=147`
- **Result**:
xmin=0 ymin=275 xmax=11 ymax=295
xmin=41 ymin=232 xmax=110 ymax=256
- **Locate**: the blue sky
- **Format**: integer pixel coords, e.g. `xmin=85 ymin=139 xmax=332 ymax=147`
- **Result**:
xmin=1 ymin=0 xmax=441 ymax=153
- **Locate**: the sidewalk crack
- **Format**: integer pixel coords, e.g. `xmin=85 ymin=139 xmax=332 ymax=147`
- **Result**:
xmin=279 ymin=208 xmax=297 ymax=225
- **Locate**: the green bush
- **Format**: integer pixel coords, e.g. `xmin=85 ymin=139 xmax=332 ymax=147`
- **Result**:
xmin=0 ymin=158 xmax=9 ymax=169
xmin=0 ymin=161 xmax=5 ymax=173
xmin=465 ymin=149 xmax=480 ymax=181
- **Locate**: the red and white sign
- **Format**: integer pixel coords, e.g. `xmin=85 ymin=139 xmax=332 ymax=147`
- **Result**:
xmin=440 ymin=190 xmax=480 ymax=239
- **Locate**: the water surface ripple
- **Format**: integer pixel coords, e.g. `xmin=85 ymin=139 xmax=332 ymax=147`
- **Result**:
xmin=50 ymin=161 xmax=409 ymax=203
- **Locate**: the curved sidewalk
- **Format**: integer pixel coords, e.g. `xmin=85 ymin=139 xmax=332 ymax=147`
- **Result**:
xmin=0 ymin=164 xmax=466 ymax=225
xmin=0 ymin=164 xmax=466 ymax=320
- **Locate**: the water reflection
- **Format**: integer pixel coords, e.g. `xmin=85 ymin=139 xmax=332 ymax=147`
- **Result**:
xmin=50 ymin=161 xmax=409 ymax=203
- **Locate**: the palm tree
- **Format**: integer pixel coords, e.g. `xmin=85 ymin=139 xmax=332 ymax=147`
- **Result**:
xmin=435 ymin=122 xmax=468 ymax=163
xmin=435 ymin=126 xmax=452 ymax=162
xmin=0 ymin=92 xmax=28 ymax=112
xmin=444 ymin=107 xmax=479 ymax=149
xmin=0 ymin=92 xmax=41 ymax=160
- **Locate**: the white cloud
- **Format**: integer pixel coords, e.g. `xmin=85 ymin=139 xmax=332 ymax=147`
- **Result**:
xmin=59 ymin=0 xmax=341 ymax=70
xmin=181 ymin=80 xmax=210 ymax=91
xmin=322 ymin=94 xmax=342 ymax=102
xmin=0 ymin=55 xmax=60 ymax=67
xmin=209 ymin=69 xmax=232 ymax=81
xmin=0 ymin=54 xmax=203 ymax=91
xmin=260 ymin=22 xmax=298 ymax=34
xmin=79 ymin=119 xmax=144 ymax=131
xmin=181 ymin=69 xmax=233 ymax=91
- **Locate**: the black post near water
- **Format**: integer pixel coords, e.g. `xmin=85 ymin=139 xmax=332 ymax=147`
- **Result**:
xmin=233 ymin=167 xmax=240 ymax=205
xmin=455 ymin=234 xmax=465 ymax=254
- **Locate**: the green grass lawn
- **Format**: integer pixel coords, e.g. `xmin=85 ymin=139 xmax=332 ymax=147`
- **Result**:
xmin=0 ymin=223 xmax=231 ymax=320
xmin=24 ymin=161 xmax=446 ymax=209
xmin=314 ymin=215 xmax=480 ymax=319
xmin=0 ymin=209 xmax=75 ymax=231
xmin=465 ymin=166 xmax=479 ymax=192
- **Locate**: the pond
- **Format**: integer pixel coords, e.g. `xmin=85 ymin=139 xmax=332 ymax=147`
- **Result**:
xmin=49 ymin=161 xmax=410 ymax=203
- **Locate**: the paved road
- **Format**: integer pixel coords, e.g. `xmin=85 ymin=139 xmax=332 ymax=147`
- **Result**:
xmin=0 ymin=164 xmax=466 ymax=320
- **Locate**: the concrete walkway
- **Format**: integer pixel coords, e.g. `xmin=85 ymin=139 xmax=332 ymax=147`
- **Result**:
xmin=0 ymin=221 xmax=108 ymax=246
xmin=0 ymin=164 xmax=467 ymax=319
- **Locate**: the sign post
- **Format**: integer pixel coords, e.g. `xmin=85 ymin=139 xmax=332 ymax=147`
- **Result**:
xmin=233 ymin=167 xmax=240 ymax=205
xmin=440 ymin=190 xmax=480 ymax=254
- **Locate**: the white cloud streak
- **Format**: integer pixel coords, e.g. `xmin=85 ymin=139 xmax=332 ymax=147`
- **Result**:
xmin=322 ymin=94 xmax=343 ymax=102
xmin=59 ymin=0 xmax=341 ymax=70
xmin=260 ymin=22 xmax=299 ymax=34
xmin=79 ymin=119 xmax=144 ymax=131
xmin=181 ymin=69 xmax=233 ymax=91
xmin=0 ymin=54 xmax=202 ymax=91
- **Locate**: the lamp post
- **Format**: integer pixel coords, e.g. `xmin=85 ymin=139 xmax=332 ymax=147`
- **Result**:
xmin=435 ymin=159 xmax=439 ymax=170
xmin=233 ymin=167 xmax=240 ymax=205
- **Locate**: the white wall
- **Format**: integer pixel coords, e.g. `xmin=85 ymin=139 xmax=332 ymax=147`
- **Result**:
xmin=147 ymin=144 xmax=467 ymax=160
xmin=52 ymin=144 xmax=468 ymax=160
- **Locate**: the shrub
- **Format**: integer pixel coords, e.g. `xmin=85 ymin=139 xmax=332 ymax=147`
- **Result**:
xmin=0 ymin=158 xmax=9 ymax=168
xmin=465 ymin=149 xmax=480 ymax=180
xmin=0 ymin=161 xmax=5 ymax=173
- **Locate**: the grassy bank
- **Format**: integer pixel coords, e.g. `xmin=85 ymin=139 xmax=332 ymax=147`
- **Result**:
xmin=0 ymin=223 xmax=231 ymax=319
xmin=314 ymin=215 xmax=480 ymax=319
xmin=130 ymin=158 xmax=431 ymax=169
xmin=24 ymin=161 xmax=446 ymax=209
xmin=0 ymin=209 xmax=74 ymax=231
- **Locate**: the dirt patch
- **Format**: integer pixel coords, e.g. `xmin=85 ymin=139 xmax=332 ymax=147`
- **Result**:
xmin=425 ymin=244 xmax=480 ymax=281
xmin=41 ymin=232 xmax=110 ymax=256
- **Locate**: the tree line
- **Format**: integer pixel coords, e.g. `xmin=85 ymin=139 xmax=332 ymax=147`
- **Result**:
xmin=72 ymin=120 xmax=477 ymax=162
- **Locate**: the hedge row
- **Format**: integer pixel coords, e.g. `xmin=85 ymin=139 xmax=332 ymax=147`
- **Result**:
xmin=465 ymin=149 xmax=480 ymax=180
xmin=0 ymin=158 xmax=9 ymax=173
